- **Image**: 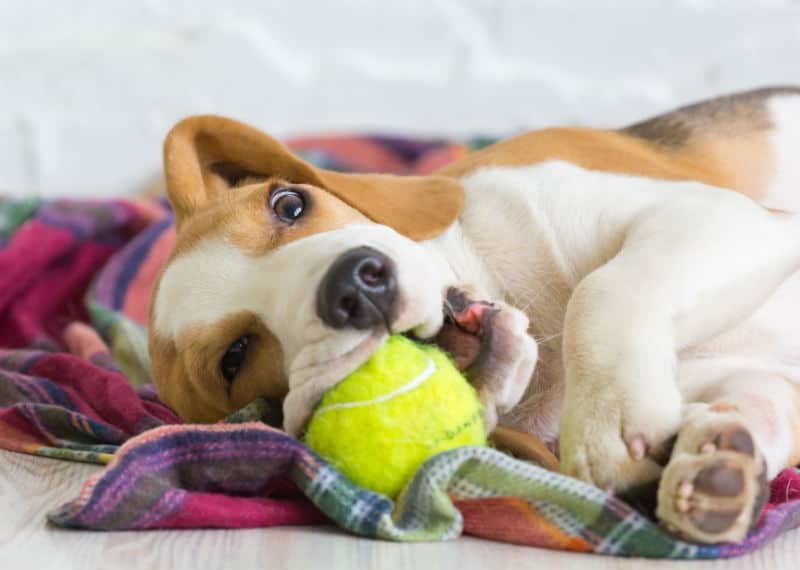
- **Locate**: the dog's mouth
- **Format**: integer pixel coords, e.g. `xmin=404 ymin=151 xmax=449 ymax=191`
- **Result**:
xmin=284 ymin=288 xmax=498 ymax=437
xmin=409 ymin=288 xmax=496 ymax=374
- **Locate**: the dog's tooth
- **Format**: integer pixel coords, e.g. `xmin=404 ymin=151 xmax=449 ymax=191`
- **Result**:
xmin=678 ymin=480 xmax=694 ymax=499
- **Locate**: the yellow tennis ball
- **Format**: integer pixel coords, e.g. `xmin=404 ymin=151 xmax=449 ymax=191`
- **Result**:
xmin=304 ymin=335 xmax=486 ymax=498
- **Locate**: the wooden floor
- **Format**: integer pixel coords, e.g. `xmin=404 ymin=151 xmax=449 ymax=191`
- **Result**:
xmin=1 ymin=450 xmax=798 ymax=569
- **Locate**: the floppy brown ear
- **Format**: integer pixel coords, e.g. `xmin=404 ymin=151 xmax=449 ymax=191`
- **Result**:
xmin=163 ymin=115 xmax=464 ymax=239
xmin=317 ymin=170 xmax=464 ymax=241
xmin=163 ymin=115 xmax=324 ymax=229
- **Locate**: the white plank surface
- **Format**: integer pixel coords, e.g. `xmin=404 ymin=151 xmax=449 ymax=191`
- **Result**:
xmin=1 ymin=449 xmax=798 ymax=570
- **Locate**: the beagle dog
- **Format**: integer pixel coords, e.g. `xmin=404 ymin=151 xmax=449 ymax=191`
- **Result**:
xmin=149 ymin=86 xmax=800 ymax=544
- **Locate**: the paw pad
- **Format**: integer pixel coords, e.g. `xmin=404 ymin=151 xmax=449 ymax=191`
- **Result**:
xmin=710 ymin=425 xmax=755 ymax=457
xmin=656 ymin=421 xmax=768 ymax=544
xmin=693 ymin=460 xmax=745 ymax=497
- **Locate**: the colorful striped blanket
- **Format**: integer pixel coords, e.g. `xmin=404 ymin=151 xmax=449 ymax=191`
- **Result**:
xmin=1 ymin=136 xmax=800 ymax=559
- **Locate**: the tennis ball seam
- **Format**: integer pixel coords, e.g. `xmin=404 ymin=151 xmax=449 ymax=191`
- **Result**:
xmin=313 ymin=355 xmax=436 ymax=416
xmin=303 ymin=335 xmax=487 ymax=498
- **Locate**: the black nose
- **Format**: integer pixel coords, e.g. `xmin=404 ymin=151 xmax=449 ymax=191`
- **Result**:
xmin=316 ymin=246 xmax=397 ymax=330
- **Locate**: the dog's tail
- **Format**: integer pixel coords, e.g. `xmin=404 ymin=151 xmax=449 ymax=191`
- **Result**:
xmin=622 ymin=86 xmax=800 ymax=212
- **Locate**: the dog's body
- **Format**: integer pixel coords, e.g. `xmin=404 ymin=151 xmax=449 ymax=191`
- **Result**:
xmin=150 ymin=87 xmax=800 ymax=544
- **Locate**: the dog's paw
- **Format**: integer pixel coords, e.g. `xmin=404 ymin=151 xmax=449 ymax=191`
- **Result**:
xmin=559 ymin=382 xmax=682 ymax=492
xmin=470 ymin=302 xmax=538 ymax=429
xmin=436 ymin=287 xmax=537 ymax=430
xmin=656 ymin=405 xmax=768 ymax=544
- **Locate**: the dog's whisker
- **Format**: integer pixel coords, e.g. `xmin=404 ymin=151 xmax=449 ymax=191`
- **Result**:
xmin=533 ymin=332 xmax=562 ymax=344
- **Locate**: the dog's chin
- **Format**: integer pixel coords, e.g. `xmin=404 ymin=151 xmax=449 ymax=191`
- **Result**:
xmin=289 ymin=327 xmax=388 ymax=390
xmin=283 ymin=309 xmax=445 ymax=436
xmin=290 ymin=301 xmax=447 ymax=391
xmin=283 ymin=327 xmax=389 ymax=436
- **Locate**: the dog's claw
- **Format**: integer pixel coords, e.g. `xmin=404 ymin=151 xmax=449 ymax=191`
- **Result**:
xmin=628 ymin=434 xmax=647 ymax=461
xmin=678 ymin=480 xmax=694 ymax=499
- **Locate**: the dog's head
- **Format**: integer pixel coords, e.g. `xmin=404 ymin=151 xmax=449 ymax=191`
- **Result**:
xmin=148 ymin=116 xmax=465 ymax=435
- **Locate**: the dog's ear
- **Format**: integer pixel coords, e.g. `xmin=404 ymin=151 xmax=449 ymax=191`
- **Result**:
xmin=163 ymin=115 xmax=324 ymax=229
xmin=163 ymin=115 xmax=464 ymax=239
xmin=317 ymin=170 xmax=464 ymax=241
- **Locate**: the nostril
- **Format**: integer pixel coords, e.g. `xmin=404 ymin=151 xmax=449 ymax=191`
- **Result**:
xmin=357 ymin=258 xmax=387 ymax=287
xmin=337 ymin=294 xmax=358 ymax=320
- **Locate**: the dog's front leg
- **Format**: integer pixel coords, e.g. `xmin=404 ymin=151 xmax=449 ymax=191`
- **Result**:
xmin=558 ymin=188 xmax=800 ymax=492
xmin=559 ymin=262 xmax=683 ymax=491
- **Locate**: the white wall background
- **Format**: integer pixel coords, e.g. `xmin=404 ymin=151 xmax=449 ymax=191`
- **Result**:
xmin=1 ymin=0 xmax=799 ymax=197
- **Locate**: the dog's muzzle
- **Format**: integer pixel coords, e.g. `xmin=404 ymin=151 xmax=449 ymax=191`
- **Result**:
xmin=316 ymin=246 xmax=397 ymax=330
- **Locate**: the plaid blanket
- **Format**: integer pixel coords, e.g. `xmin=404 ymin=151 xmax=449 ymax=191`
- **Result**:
xmin=1 ymin=135 xmax=800 ymax=559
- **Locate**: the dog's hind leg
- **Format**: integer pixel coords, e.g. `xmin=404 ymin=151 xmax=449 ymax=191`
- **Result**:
xmin=657 ymin=371 xmax=800 ymax=543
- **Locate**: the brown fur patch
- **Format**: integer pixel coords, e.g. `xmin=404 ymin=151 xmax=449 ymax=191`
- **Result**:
xmin=435 ymin=127 xmax=729 ymax=188
xmin=149 ymin=311 xmax=287 ymax=423
xmin=440 ymin=87 xmax=800 ymax=202
xmin=621 ymin=87 xmax=800 ymax=202
xmin=623 ymin=86 xmax=799 ymax=147
xmin=677 ymin=131 xmax=774 ymax=202
xmin=167 ymin=179 xmax=369 ymax=260
xmin=164 ymin=114 xmax=464 ymax=241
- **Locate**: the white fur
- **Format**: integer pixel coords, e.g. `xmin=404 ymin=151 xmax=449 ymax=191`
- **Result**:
xmin=445 ymin=162 xmax=800 ymax=488
xmin=763 ymin=94 xmax=800 ymax=212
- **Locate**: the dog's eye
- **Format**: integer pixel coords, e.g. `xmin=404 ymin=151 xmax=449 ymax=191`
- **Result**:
xmin=221 ymin=335 xmax=250 ymax=382
xmin=269 ymin=187 xmax=305 ymax=224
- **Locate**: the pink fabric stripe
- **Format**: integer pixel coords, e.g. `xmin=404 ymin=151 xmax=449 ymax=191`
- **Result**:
xmin=121 ymin=228 xmax=175 ymax=325
xmin=157 ymin=492 xmax=327 ymax=529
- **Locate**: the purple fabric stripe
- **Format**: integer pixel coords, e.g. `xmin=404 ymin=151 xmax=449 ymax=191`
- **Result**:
xmin=92 ymin=215 xmax=171 ymax=309
xmin=37 ymin=208 xmax=102 ymax=238
xmin=129 ymin=489 xmax=186 ymax=529
xmin=368 ymin=135 xmax=446 ymax=162
xmin=77 ymin=444 xmax=289 ymax=525
xmin=2 ymin=371 xmax=52 ymax=404
xmin=720 ymin=501 xmax=800 ymax=556
xmin=6 ymin=371 xmax=80 ymax=411
xmin=78 ymin=431 xmax=297 ymax=525
xmin=91 ymin=251 xmax=125 ymax=308
xmin=16 ymin=403 xmax=61 ymax=445
xmin=111 ymin=217 xmax=173 ymax=310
